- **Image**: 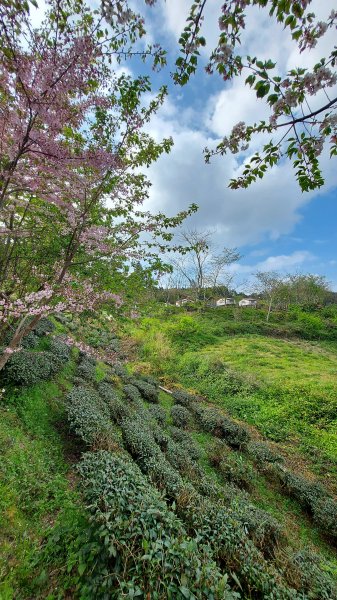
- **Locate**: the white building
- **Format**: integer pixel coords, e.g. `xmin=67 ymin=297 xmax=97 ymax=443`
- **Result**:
xmin=216 ymin=297 xmax=236 ymax=307
xmin=175 ymin=298 xmax=190 ymax=307
xmin=238 ymin=298 xmax=257 ymax=307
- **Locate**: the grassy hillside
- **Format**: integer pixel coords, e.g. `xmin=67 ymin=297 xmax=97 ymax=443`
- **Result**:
xmin=0 ymin=311 xmax=336 ymax=598
xmin=126 ymin=306 xmax=337 ymax=477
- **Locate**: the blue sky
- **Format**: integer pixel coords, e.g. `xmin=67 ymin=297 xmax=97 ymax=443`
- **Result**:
xmin=135 ymin=0 xmax=337 ymax=290
xmin=30 ymin=0 xmax=337 ymax=290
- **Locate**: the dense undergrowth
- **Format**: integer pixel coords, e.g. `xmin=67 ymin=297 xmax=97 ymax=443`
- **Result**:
xmin=126 ymin=306 xmax=337 ymax=473
xmin=0 ymin=312 xmax=337 ymax=598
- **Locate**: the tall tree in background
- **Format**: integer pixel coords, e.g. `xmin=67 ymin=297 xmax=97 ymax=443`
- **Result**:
xmin=255 ymin=271 xmax=285 ymax=321
xmin=174 ymin=0 xmax=337 ymax=192
xmin=171 ymin=229 xmax=240 ymax=300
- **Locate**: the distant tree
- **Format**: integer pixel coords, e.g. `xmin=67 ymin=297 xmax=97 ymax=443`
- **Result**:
xmin=255 ymin=271 xmax=285 ymax=321
xmin=286 ymin=273 xmax=331 ymax=307
xmin=171 ymin=229 xmax=241 ymax=301
xmin=173 ymin=0 xmax=337 ymax=192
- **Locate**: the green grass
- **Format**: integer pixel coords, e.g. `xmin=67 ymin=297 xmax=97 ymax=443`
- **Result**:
xmin=172 ymin=336 xmax=337 ymax=465
xmin=95 ymin=360 xmax=108 ymax=383
xmin=0 ymin=360 xmax=81 ymax=599
xmin=127 ymin=309 xmax=337 ymax=472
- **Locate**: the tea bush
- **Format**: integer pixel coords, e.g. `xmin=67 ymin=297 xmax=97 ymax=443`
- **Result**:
xmin=123 ymin=383 xmax=143 ymax=405
xmin=133 ymin=371 xmax=159 ymax=388
xmin=312 ymin=497 xmax=337 ymax=540
xmin=194 ymin=406 xmax=250 ymax=448
xmin=171 ymin=404 xmax=191 ymax=429
xmin=176 ymin=490 xmax=302 ymax=599
xmin=77 ymin=356 xmax=97 ymax=382
xmin=96 ymin=381 xmax=119 ymax=404
xmin=220 ymin=417 xmax=250 ymax=448
xmin=33 ymin=317 xmax=55 ymax=337
xmin=76 ymin=451 xmax=237 ymax=599
xmin=4 ymin=350 xmax=57 ymax=386
xmin=49 ymin=337 xmax=71 ymax=365
xmin=286 ymin=550 xmax=337 ymax=600
xmin=170 ymin=427 xmax=202 ymax=461
xmin=129 ymin=377 xmax=159 ymax=403
xmin=111 ymin=363 xmax=129 ymax=379
xmin=247 ymin=442 xmax=284 ymax=468
xmin=148 ymin=404 xmax=167 ymax=426
xmin=172 ymin=389 xmax=199 ymax=407
xmin=21 ymin=331 xmax=39 ymax=349
xmin=219 ymin=454 xmax=255 ymax=491
xmin=66 ymin=386 xmax=116 ymax=448
xmin=279 ymin=470 xmax=325 ymax=511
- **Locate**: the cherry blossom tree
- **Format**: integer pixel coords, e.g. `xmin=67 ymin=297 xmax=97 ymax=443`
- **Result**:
xmin=173 ymin=0 xmax=337 ymax=192
xmin=0 ymin=0 xmax=195 ymax=369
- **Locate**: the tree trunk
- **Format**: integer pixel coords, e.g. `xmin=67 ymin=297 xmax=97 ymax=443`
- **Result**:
xmin=0 ymin=314 xmax=42 ymax=372
xmin=266 ymin=297 xmax=273 ymax=322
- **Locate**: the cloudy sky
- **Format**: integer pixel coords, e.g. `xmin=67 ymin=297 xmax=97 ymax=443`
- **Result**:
xmin=135 ymin=0 xmax=337 ymax=290
xmin=30 ymin=0 xmax=337 ymax=289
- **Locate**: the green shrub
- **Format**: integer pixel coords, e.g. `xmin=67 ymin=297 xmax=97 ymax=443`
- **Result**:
xmin=66 ymin=386 xmax=116 ymax=448
xmin=121 ymin=416 xmax=184 ymax=497
xmin=247 ymin=441 xmax=284 ymax=468
xmin=279 ymin=470 xmax=325 ymax=511
xmin=33 ymin=317 xmax=55 ymax=337
xmin=171 ymin=404 xmax=191 ymax=429
xmin=77 ymin=356 xmax=97 ymax=382
xmin=172 ymin=388 xmax=198 ymax=407
xmin=194 ymin=406 xmax=250 ymax=448
xmin=169 ymin=427 xmax=201 ymax=461
xmin=220 ymin=417 xmax=250 ymax=448
xmin=49 ymin=337 xmax=71 ymax=364
xmin=312 ymin=497 xmax=337 ymax=540
xmin=96 ymin=381 xmax=119 ymax=404
xmin=122 ymin=415 xmax=160 ymax=465
xmin=4 ymin=350 xmax=56 ymax=386
xmin=219 ymin=454 xmax=255 ymax=491
xmin=165 ymin=437 xmax=201 ymax=479
xmin=21 ymin=332 xmax=39 ymax=349
xmin=194 ymin=406 xmax=221 ymax=432
xmin=133 ymin=371 xmax=159 ymax=388
xmin=129 ymin=377 xmax=159 ymax=403
xmin=177 ymin=493 xmax=300 ymax=599
xmin=148 ymin=404 xmax=167 ymax=426
xmin=286 ymin=550 xmax=337 ymax=600
xmin=111 ymin=363 xmax=129 ymax=379
xmin=152 ymin=423 xmax=170 ymax=450
xmin=231 ymin=498 xmax=284 ymax=557
xmin=75 ymin=451 xmax=236 ymax=599
xmin=123 ymin=383 xmax=143 ymax=405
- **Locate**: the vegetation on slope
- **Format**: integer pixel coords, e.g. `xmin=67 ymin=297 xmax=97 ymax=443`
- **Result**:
xmin=126 ymin=306 xmax=337 ymax=473
xmin=0 ymin=312 xmax=336 ymax=599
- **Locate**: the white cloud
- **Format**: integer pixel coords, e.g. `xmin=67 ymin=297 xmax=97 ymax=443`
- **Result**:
xmin=143 ymin=97 xmax=337 ymax=248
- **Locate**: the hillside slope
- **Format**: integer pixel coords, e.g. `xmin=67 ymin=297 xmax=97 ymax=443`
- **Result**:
xmin=0 ymin=313 xmax=336 ymax=599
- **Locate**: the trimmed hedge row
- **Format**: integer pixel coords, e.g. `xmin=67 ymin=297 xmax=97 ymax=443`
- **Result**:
xmin=76 ymin=450 xmax=237 ymax=599
xmin=172 ymin=389 xmax=250 ymax=448
xmin=247 ymin=440 xmax=337 ymax=541
xmin=148 ymin=404 xmax=167 ymax=426
xmin=77 ymin=355 xmax=97 ymax=382
xmin=171 ymin=404 xmax=192 ymax=429
xmin=120 ymin=413 xmax=308 ymax=598
xmin=66 ymin=386 xmax=117 ymax=448
xmin=3 ymin=337 xmax=70 ymax=386
xmin=128 ymin=377 xmax=159 ymax=403
xmin=169 ymin=427 xmax=201 ymax=461
xmin=122 ymin=383 xmax=143 ymax=405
